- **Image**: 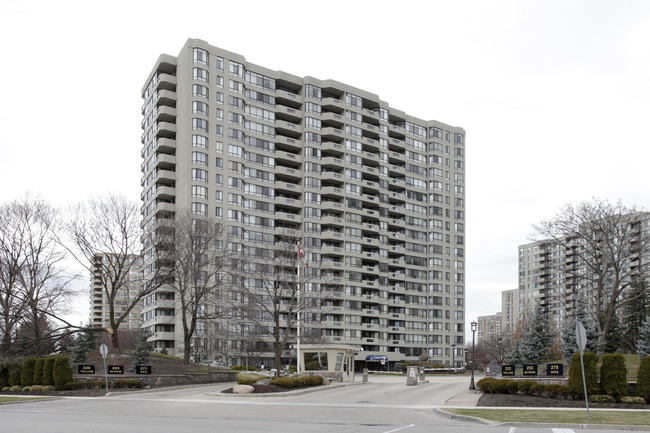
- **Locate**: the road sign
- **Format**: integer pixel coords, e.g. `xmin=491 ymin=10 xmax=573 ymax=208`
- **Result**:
xmin=576 ymin=321 xmax=587 ymax=352
xmin=99 ymin=344 xmax=108 ymax=358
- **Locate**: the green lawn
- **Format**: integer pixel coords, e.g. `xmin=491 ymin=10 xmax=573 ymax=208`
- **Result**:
xmin=0 ymin=396 xmax=56 ymax=403
xmin=446 ymin=408 xmax=650 ymax=425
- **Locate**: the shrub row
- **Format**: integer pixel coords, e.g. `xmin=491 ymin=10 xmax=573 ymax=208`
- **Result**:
xmin=269 ymin=375 xmax=324 ymax=389
xmin=478 ymin=354 xmax=650 ymax=404
xmin=0 ymin=357 xmax=72 ymax=390
xmin=237 ymin=374 xmax=265 ymax=385
xmin=477 ymin=378 xmax=572 ymax=399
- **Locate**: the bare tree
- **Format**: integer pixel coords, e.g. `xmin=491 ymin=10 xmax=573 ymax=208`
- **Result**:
xmin=64 ymin=195 xmax=158 ymax=353
xmin=163 ymin=214 xmax=231 ymax=364
xmin=229 ymin=236 xmax=331 ymax=368
xmin=533 ymin=198 xmax=650 ymax=346
xmin=0 ymin=195 xmax=75 ymax=357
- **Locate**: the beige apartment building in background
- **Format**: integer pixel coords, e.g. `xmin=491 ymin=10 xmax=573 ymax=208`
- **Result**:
xmin=90 ymin=253 xmax=143 ymax=329
xmin=139 ymin=39 xmax=466 ymax=367
xmin=477 ymin=312 xmax=501 ymax=343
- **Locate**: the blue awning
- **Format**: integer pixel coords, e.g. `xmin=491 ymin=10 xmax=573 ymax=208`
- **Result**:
xmin=365 ymin=355 xmax=389 ymax=362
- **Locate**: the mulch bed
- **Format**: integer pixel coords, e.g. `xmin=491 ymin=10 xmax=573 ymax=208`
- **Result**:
xmin=221 ymin=384 xmax=289 ymax=394
xmin=478 ymin=393 xmax=649 ymax=409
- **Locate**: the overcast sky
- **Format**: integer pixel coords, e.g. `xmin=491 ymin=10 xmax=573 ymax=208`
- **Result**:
xmin=1 ymin=0 xmax=649 ymax=330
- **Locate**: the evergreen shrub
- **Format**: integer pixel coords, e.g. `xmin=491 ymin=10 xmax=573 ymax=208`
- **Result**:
xmin=269 ymin=375 xmax=323 ymax=389
xmin=20 ymin=358 xmax=37 ymax=386
xmin=112 ymin=379 xmax=144 ymax=389
xmin=599 ymin=354 xmax=627 ymax=402
xmin=588 ymin=394 xmax=615 ymax=403
xmin=8 ymin=362 xmax=22 ymax=386
xmin=53 ymin=357 xmax=73 ymax=390
xmin=568 ymin=352 xmax=599 ymax=398
xmin=33 ymin=358 xmax=45 ymax=385
xmin=42 ymin=358 xmax=55 ymax=386
xmin=0 ymin=364 xmax=9 ymax=388
xmin=636 ymin=356 xmax=650 ymax=403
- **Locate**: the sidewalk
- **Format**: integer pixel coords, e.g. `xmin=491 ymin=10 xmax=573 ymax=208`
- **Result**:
xmin=444 ymin=389 xmax=482 ymax=407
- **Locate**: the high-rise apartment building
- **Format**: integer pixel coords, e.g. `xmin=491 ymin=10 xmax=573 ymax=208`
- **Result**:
xmin=477 ymin=313 xmax=501 ymax=343
xmin=90 ymin=253 xmax=143 ymax=329
xmin=501 ymin=288 xmax=522 ymax=335
xmin=139 ymin=39 xmax=466 ymax=367
xmin=517 ymin=212 xmax=650 ymax=330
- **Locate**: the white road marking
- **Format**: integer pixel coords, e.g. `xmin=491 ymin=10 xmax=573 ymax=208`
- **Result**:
xmin=383 ymin=425 xmax=415 ymax=433
xmin=508 ymin=427 xmax=516 ymax=433
xmin=552 ymin=429 xmax=575 ymax=433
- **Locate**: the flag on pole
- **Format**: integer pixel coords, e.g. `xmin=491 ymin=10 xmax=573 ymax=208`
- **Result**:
xmin=297 ymin=243 xmax=309 ymax=268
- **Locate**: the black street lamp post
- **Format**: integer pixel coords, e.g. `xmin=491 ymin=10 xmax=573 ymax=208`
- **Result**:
xmin=469 ymin=321 xmax=477 ymax=391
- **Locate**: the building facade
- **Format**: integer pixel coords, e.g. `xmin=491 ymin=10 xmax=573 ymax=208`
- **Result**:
xmin=139 ymin=39 xmax=466 ymax=367
xmin=90 ymin=253 xmax=143 ymax=329
xmin=477 ymin=312 xmax=501 ymax=343
xmin=517 ymin=212 xmax=650 ymax=331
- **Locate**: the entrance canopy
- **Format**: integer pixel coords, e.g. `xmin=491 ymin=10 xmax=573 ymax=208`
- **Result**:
xmin=365 ymin=355 xmax=389 ymax=362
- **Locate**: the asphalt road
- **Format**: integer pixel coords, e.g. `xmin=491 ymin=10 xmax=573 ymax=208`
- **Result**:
xmin=0 ymin=376 xmax=645 ymax=433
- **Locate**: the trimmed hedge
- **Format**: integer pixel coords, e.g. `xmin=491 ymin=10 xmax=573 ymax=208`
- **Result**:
xmin=237 ymin=374 xmax=265 ymax=385
xmin=0 ymin=364 xmax=9 ymax=388
xmin=637 ymin=356 xmax=650 ymax=403
xmin=21 ymin=358 xmax=37 ymax=386
xmin=33 ymin=358 xmax=45 ymax=385
xmin=8 ymin=362 xmax=22 ymax=386
xmin=269 ymin=375 xmax=324 ymax=389
xmin=568 ymin=352 xmax=599 ymax=398
xmin=42 ymin=358 xmax=55 ymax=386
xmin=112 ymin=379 xmax=144 ymax=389
xmin=53 ymin=357 xmax=73 ymax=390
xmin=599 ymin=354 xmax=627 ymax=402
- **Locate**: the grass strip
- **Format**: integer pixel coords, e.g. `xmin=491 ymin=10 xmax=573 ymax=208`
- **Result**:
xmin=0 ymin=396 xmax=56 ymax=403
xmin=446 ymin=408 xmax=650 ymax=425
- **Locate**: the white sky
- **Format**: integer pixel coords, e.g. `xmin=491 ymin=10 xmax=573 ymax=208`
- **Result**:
xmin=1 ymin=0 xmax=649 ymax=331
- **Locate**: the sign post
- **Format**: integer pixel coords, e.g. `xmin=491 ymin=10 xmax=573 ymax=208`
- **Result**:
xmin=576 ymin=321 xmax=589 ymax=418
xmin=99 ymin=344 xmax=109 ymax=394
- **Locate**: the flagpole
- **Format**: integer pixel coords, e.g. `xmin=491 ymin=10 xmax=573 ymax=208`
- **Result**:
xmin=297 ymin=243 xmax=301 ymax=375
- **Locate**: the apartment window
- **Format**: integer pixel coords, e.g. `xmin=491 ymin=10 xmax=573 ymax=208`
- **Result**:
xmin=229 ymin=80 xmax=244 ymax=93
xmin=216 ymin=56 xmax=224 ymax=71
xmin=228 ymin=193 xmax=243 ymax=206
xmin=245 ymin=89 xmax=275 ymax=106
xmin=193 ymin=67 xmax=208 ymax=82
xmin=305 ymin=117 xmax=321 ymax=130
xmin=192 ymin=118 xmax=208 ymax=132
xmin=215 ymin=191 xmax=222 ymax=202
xmin=229 ymin=61 xmax=244 ymax=77
xmin=228 ymin=176 xmax=244 ymax=190
xmin=192 ymin=185 xmax=208 ymax=199
xmin=215 ymin=108 xmax=223 ymax=121
xmin=192 ymin=151 xmax=208 ymax=166
xmin=192 ymin=101 xmax=208 ymax=115
xmin=229 ymin=129 xmax=244 ymax=143
xmin=345 ymin=93 xmax=362 ymax=109
xmin=229 ymin=95 xmax=245 ymax=110
xmin=193 ymin=48 xmax=208 ymax=65
xmin=245 ymin=120 xmax=274 ymax=137
xmin=215 ymin=157 xmax=223 ymax=169
xmin=216 ymin=76 xmax=223 ymax=87
xmin=215 ymin=141 xmax=223 ymax=153
xmin=305 ymin=102 xmax=321 ymax=114
xmin=215 ymin=124 xmax=223 ymax=136
xmin=191 ymin=202 xmax=207 ymax=215
xmin=454 ymin=133 xmax=464 ymax=145
xmin=216 ymin=92 xmax=223 ymax=104
xmin=245 ymin=70 xmax=275 ymax=91
xmin=245 ymin=105 xmax=275 ymax=122
xmin=305 ymin=84 xmax=321 ymax=100
xmin=228 ymin=144 xmax=244 ymax=158
xmin=193 ymin=84 xmax=208 ymax=99
xmin=228 ymin=210 xmax=243 ymax=222
xmin=192 ymin=135 xmax=207 ymax=149
xmin=192 ymin=168 xmax=208 ymax=182
xmin=215 ymin=174 xmax=223 ymax=186
xmin=429 ymin=127 xmax=442 ymax=140
xmin=305 ymin=132 xmax=321 ymax=144
xmin=345 ymin=125 xmax=362 ymax=137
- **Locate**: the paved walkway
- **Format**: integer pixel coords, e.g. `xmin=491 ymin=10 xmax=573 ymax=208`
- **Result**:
xmin=443 ymin=388 xmax=483 ymax=407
